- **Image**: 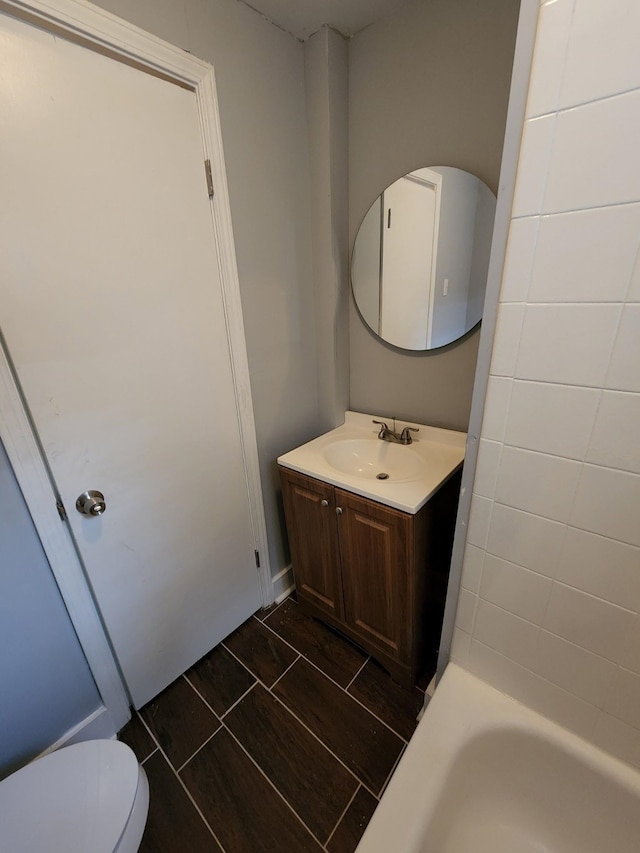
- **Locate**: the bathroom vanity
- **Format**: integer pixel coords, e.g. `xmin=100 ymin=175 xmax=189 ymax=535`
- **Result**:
xmin=278 ymin=412 xmax=465 ymax=687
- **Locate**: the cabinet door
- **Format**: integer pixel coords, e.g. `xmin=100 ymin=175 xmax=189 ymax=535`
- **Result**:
xmin=279 ymin=469 xmax=344 ymax=619
xmin=337 ymin=490 xmax=413 ymax=662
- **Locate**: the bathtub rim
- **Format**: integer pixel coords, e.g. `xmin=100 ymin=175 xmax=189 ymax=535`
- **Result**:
xmin=355 ymin=663 xmax=640 ymax=853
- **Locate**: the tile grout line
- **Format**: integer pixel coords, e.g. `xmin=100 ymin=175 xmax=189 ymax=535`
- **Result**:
xmin=291 ymin=647 xmax=410 ymax=746
xmin=269 ymin=652 xmax=303 ymax=691
xmin=183 ymin=669 xmax=256 ymax=722
xmin=257 ymin=596 xmax=287 ymax=622
xmin=133 ymin=710 xmax=228 ymax=853
xmin=258 ymin=607 xmax=413 ymax=745
xmin=175 ymin=724 xmax=223 ymax=774
xmin=221 ymin=720 xmax=327 ymax=848
xmin=207 ymin=637 xmax=381 ymax=799
xmin=259 ymin=611 xmax=406 ymax=728
xmin=265 ymin=666 xmax=380 ymax=802
xmin=322 ymin=784 xmax=363 ymax=851
xmin=132 ymin=604 xmax=405 ymax=850
xmin=219 ymin=639 xmax=300 ymax=694
xmin=140 ymin=745 xmax=158 ymax=766
xmin=345 ymin=656 xmax=370 ymax=691
xmin=379 ymin=742 xmax=407 ymax=798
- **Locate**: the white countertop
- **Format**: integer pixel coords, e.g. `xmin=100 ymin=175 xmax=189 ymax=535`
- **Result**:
xmin=277 ymin=411 xmax=466 ymax=514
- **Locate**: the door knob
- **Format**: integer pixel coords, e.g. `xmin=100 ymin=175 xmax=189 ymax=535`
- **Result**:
xmin=76 ymin=490 xmax=106 ymax=517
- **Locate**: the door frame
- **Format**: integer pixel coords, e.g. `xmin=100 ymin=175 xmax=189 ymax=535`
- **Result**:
xmin=0 ymin=0 xmax=273 ymax=731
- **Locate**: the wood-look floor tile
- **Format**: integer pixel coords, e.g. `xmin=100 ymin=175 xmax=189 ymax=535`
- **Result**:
xmin=348 ymin=659 xmax=423 ymax=741
xmin=225 ymin=683 xmax=359 ymax=843
xmin=186 ymin=644 xmax=255 ymax=717
xmin=273 ymin=659 xmax=404 ymax=795
xmin=139 ymin=677 xmax=220 ymax=769
xmin=118 ymin=713 xmax=156 ymax=763
xmin=223 ymin=616 xmax=298 ymax=687
xmin=326 ymin=786 xmax=379 ymax=853
xmin=139 ymin=751 xmax=221 ymax=852
xmin=180 ymin=728 xmax=323 ymax=852
xmin=254 ymin=600 xmax=284 ymax=621
xmin=265 ymin=599 xmax=367 ymax=688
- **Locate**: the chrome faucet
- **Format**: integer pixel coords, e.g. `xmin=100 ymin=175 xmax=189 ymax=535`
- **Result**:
xmin=372 ymin=419 xmax=419 ymax=445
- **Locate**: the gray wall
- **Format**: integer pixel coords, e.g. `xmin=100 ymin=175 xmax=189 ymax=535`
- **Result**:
xmin=0 ymin=442 xmax=101 ymax=779
xmin=305 ymin=26 xmax=350 ymax=434
xmin=93 ymin=0 xmax=320 ymax=580
xmin=348 ymin=0 xmax=520 ymax=430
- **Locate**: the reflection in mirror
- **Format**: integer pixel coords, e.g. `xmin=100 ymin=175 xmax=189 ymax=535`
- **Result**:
xmin=351 ymin=166 xmax=496 ymax=351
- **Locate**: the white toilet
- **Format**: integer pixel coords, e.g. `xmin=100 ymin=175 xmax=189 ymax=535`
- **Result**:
xmin=0 ymin=739 xmax=149 ymax=853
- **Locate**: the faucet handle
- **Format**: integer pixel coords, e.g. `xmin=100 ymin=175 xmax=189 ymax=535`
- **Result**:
xmin=400 ymin=426 xmax=419 ymax=443
xmin=372 ymin=419 xmax=389 ymax=438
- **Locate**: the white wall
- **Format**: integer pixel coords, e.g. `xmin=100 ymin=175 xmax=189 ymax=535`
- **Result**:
xmin=348 ymin=0 xmax=520 ymax=430
xmin=430 ymin=167 xmax=478 ymax=349
xmin=453 ymin=0 xmax=640 ymax=768
xmin=91 ymin=0 xmax=318 ymax=580
xmin=0 ymin=442 xmax=101 ymax=778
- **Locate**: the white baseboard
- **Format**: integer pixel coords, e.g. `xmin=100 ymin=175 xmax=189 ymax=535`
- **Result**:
xmin=271 ymin=564 xmax=294 ymax=603
xmin=275 ymin=582 xmax=296 ymax=604
xmin=36 ymin=705 xmax=122 ymax=760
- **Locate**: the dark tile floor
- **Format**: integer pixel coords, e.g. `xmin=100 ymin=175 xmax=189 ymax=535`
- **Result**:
xmin=119 ymin=597 xmax=427 ymax=853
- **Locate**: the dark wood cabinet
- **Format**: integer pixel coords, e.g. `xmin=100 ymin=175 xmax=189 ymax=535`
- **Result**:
xmin=278 ymin=471 xmax=344 ymax=621
xmin=279 ymin=466 xmax=461 ymax=687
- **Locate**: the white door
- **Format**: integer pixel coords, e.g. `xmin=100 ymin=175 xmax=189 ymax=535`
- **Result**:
xmin=0 ymin=12 xmax=262 ymax=708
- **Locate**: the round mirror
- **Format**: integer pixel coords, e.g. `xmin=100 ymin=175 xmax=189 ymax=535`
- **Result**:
xmin=351 ymin=166 xmax=496 ymax=351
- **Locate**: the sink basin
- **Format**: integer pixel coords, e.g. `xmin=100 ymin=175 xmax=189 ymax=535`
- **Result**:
xmin=277 ymin=411 xmax=466 ymax=514
xmin=322 ymin=438 xmax=429 ymax=482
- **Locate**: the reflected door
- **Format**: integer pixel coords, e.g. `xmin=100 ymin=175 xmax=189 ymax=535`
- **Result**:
xmin=380 ymin=171 xmax=441 ymax=349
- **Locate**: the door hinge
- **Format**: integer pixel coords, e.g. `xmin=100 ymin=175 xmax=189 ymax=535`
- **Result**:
xmin=254 ymin=549 xmax=260 ymax=569
xmin=204 ymin=159 xmax=214 ymax=198
xmin=56 ymin=499 xmax=67 ymax=521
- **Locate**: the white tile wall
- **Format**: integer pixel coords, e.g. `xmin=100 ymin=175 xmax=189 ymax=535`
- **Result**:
xmin=494 ymin=446 xmax=581 ymax=522
xmin=606 ymin=668 xmax=640 ymax=730
xmin=481 ymin=376 xmax=513 ymax=441
xmin=457 ymin=0 xmax=640 ymax=768
xmin=515 ymin=304 xmax=621 ymax=387
xmin=556 ymin=527 xmax=640 ymax=610
xmin=489 ymin=303 xmax=526 ymax=376
xmin=606 ymin=305 xmax=640 ymax=392
xmin=542 ymin=583 xmax=634 ymax=661
xmin=486 ymin=503 xmax=565 ymax=577
xmin=504 ymin=380 xmax=599 ymax=459
xmin=474 ymin=600 xmax=540 ymax=669
xmin=560 ymin=0 xmax=640 ymax=108
xmin=500 ymin=216 xmax=538 ymax=302
xmin=511 ymin=114 xmax=556 ymax=217
xmin=473 ymin=439 xmax=502 ymax=499
xmin=460 ymin=544 xmax=484 ymax=593
xmin=544 ymin=90 xmax=640 ymax=213
xmin=528 ymin=205 xmax=640 ymax=303
xmin=586 ymin=391 xmax=640 ymax=474
xmin=480 ymin=554 xmax=552 ymax=623
xmin=570 ymin=465 xmax=640 ymax=547
xmin=534 ymin=630 xmax=617 ymax=708
xmin=525 ymin=0 xmax=574 ymax=118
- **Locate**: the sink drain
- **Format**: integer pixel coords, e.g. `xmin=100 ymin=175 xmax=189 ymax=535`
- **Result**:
xmin=376 ymin=472 xmax=389 ymax=480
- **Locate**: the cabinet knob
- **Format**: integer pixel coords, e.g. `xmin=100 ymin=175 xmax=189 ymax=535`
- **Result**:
xmin=321 ymin=499 xmax=329 ymax=507
xmin=336 ymin=507 xmax=343 ymax=515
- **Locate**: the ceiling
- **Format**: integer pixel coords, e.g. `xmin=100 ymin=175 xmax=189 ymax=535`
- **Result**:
xmin=243 ymin=0 xmax=417 ymax=40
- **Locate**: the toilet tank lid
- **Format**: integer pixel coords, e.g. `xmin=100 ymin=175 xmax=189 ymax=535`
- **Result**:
xmin=0 ymin=739 xmax=141 ymax=853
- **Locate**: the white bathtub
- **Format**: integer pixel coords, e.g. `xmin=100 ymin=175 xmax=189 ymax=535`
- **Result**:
xmin=356 ymin=663 xmax=640 ymax=853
